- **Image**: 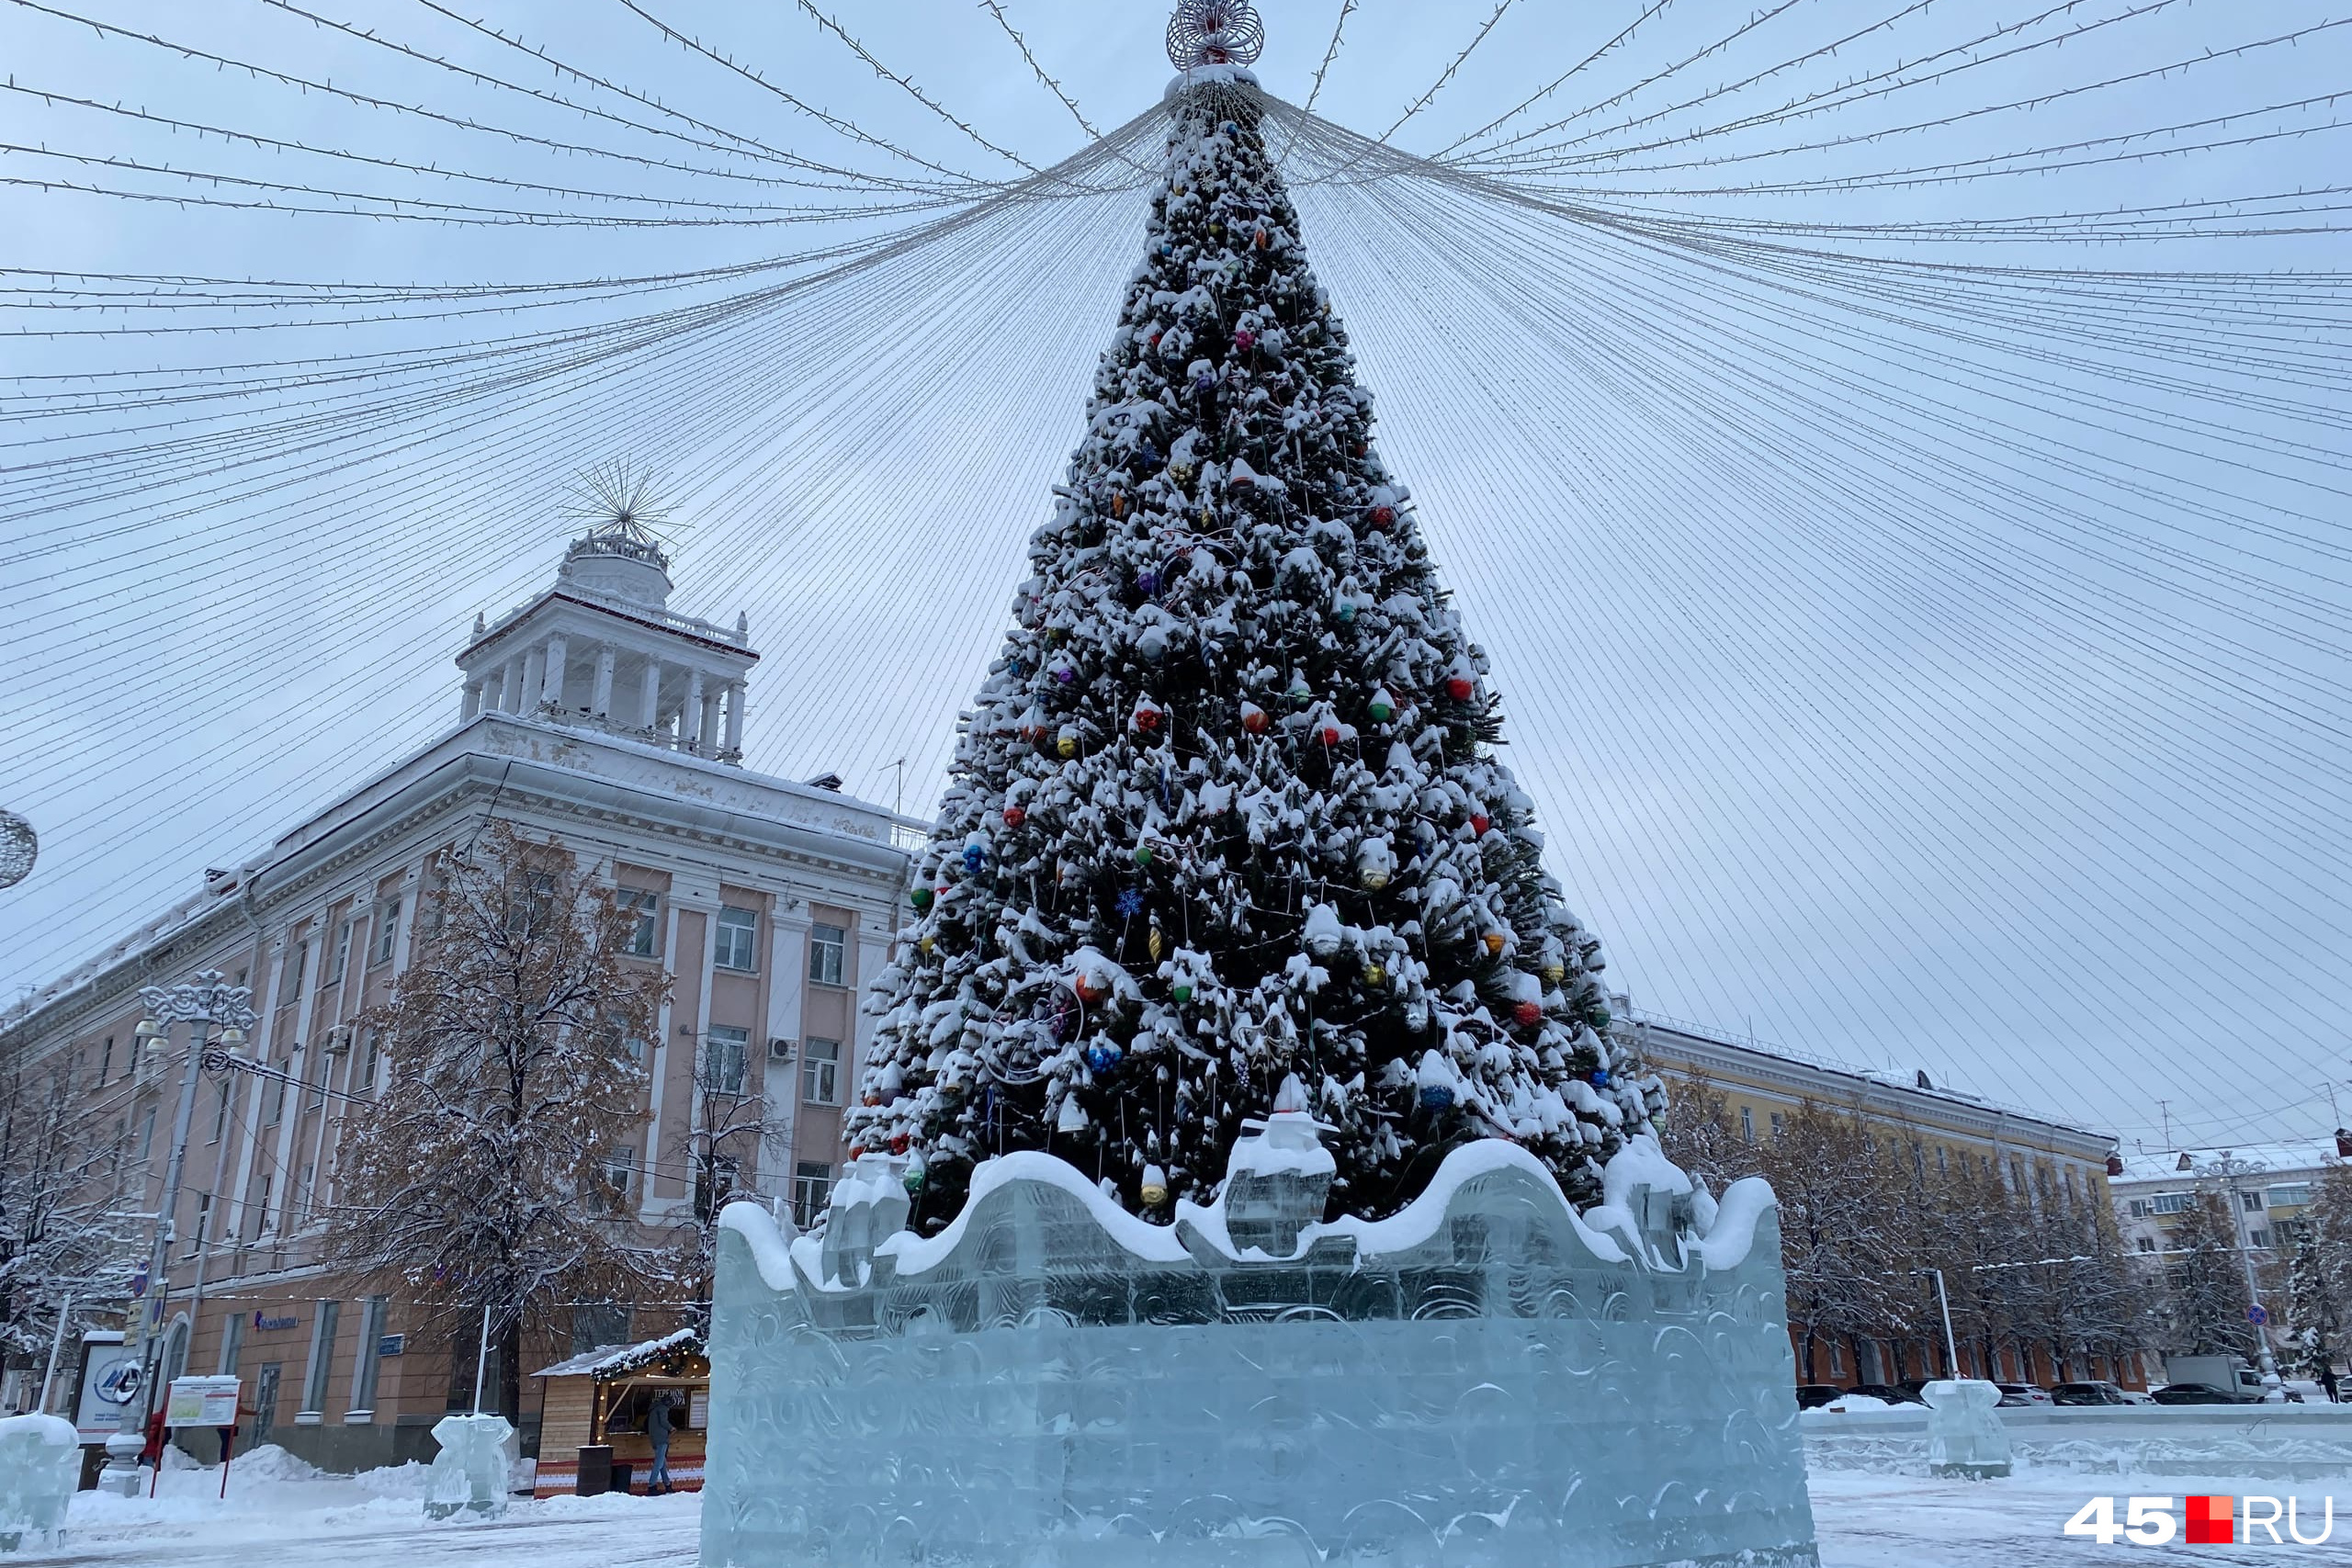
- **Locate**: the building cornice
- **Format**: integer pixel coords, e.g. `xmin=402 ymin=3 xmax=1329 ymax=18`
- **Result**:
xmin=1642 ymin=1021 xmax=2113 ymax=1159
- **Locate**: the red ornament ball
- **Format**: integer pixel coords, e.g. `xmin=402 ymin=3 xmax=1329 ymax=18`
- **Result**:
xmin=1470 ymin=813 xmax=1491 ymax=835
xmin=847 ymin=1145 xmax=865 ymax=1161
xmin=1241 ymin=702 xmax=1270 ymax=735
xmin=1003 ymin=805 xmax=1026 ymax=828
xmin=1136 ymin=705 xmax=1160 ymax=732
xmin=1367 ymin=504 xmax=1395 ymax=528
xmin=1320 ymin=724 xmax=1341 ymax=746
xmin=1234 ymin=328 xmax=1255 ymax=352
xmin=1446 ymin=676 xmax=1476 ymax=701
xmin=1513 ymin=1000 xmax=1542 ymax=1027
xmin=889 ymin=1133 xmax=910 ymax=1156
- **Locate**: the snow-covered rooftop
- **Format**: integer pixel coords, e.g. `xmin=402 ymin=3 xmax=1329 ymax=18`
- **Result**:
xmin=529 ymin=1327 xmax=703 ymax=1381
xmin=2112 ymin=1139 xmax=2347 ymax=1185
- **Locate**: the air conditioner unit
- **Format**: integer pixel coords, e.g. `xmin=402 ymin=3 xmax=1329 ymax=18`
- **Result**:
xmin=768 ymin=1037 xmax=796 ymax=1061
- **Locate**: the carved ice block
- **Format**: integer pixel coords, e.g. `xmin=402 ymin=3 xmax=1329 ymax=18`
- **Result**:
xmin=701 ymin=1134 xmax=1818 ymax=1567
xmin=0 ymin=1415 xmax=79 ymax=1552
xmin=424 ymin=1413 xmax=516 ymax=1519
xmin=1923 ymin=1379 xmax=2013 ymax=1479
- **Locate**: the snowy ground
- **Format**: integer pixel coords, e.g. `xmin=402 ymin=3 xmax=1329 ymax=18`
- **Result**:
xmin=6 ymin=1448 xmax=2340 ymax=1565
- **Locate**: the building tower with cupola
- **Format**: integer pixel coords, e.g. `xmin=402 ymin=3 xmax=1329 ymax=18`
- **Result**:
xmin=458 ymin=518 xmax=757 ymax=762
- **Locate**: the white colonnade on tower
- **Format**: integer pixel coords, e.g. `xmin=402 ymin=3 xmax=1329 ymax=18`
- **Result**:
xmin=453 ymin=520 xmax=757 ymax=763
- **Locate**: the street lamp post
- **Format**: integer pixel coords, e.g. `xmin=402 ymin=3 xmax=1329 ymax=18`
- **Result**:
xmin=2208 ymin=1152 xmax=2281 ymax=1385
xmin=1915 ymin=1268 xmax=1961 ymax=1378
xmin=96 ymin=970 xmax=254 ymax=1497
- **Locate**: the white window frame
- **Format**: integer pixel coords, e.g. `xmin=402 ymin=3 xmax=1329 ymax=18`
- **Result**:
xmin=792 ymin=1161 xmax=832 ymax=1228
xmin=714 ymin=907 xmax=759 ymax=973
xmin=808 ymin=924 xmax=847 ymax=987
xmin=618 ymin=890 xmax=661 ymax=959
xmin=347 ymin=1296 xmax=389 ymax=1418
xmin=299 ymin=1299 xmax=342 ymax=1418
xmin=705 ymin=1027 xmax=751 ymax=1095
xmin=372 ymin=901 xmax=400 ymax=965
xmin=800 ymin=1037 xmax=841 ymax=1106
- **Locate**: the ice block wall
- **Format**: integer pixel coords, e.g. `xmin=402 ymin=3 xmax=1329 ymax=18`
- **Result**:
xmin=701 ymin=1134 xmax=1817 ymax=1568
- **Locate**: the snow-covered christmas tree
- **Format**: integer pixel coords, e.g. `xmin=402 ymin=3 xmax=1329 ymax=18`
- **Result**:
xmin=850 ymin=7 xmax=1661 ymax=1230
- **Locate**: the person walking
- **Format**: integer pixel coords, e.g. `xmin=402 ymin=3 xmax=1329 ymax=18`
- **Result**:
xmin=646 ymin=1388 xmax=679 ymax=1495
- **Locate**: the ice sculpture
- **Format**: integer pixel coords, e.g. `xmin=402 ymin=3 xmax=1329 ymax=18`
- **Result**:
xmin=701 ymin=1115 xmax=1816 ymax=1568
xmin=1922 ymin=1380 xmax=2013 ymax=1480
xmin=424 ymin=1413 xmax=517 ymax=1520
xmin=0 ymin=1414 xmax=79 ymax=1552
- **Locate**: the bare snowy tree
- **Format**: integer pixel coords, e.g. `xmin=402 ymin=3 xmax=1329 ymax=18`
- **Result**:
xmin=324 ymin=824 xmax=679 ymax=1418
xmin=1758 ymin=1100 xmax=1896 ymax=1382
xmin=674 ymin=1031 xmax=778 ymax=1322
xmin=0 ymin=1055 xmax=141 ymax=1367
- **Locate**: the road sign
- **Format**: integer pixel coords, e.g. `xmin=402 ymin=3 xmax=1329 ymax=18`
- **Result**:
xmin=2247 ymin=1304 xmax=2269 ymax=1325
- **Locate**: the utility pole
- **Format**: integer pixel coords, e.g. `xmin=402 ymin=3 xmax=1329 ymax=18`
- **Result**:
xmin=1914 ymin=1269 xmax=1960 ymax=1378
xmin=97 ymin=971 xmax=254 ymax=1497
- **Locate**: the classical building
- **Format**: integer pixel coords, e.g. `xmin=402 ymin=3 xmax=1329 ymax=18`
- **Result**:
xmin=1633 ymin=1010 xmax=2127 ymax=1386
xmin=0 ymin=522 xmax=915 ymax=1469
xmin=1634 ymin=1010 xmax=2118 ymax=1201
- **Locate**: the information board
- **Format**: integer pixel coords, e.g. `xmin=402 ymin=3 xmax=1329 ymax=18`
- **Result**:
xmin=165 ymin=1374 xmax=243 ymax=1427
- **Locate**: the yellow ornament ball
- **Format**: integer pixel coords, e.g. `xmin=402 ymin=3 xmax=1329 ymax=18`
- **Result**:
xmin=919 ymin=934 xmax=936 ymax=954
xmin=1140 ymin=1179 xmax=1170 ymax=1207
xmin=1483 ymin=931 xmax=1507 ymax=956
xmin=1542 ymin=962 xmax=1566 ymax=985
xmin=1057 ymin=733 xmax=1079 ymax=759
xmin=1360 ymin=866 xmax=1390 ymax=891
xmin=1148 ymin=927 xmax=1165 ymax=961
xmin=1363 ymin=962 xmax=1386 ymax=988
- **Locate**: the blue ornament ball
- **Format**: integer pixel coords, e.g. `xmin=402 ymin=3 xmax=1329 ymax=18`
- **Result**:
xmin=1136 ymin=571 xmax=1159 ymax=595
xmin=1087 ymin=1043 xmax=1125 ymax=1074
xmin=1419 ymin=1082 xmax=1455 ymax=1111
xmin=1193 ymin=371 xmax=1216 ymax=395
xmin=1589 ymin=1068 xmax=1611 ymax=1088
xmin=963 ymin=844 xmax=986 ymax=874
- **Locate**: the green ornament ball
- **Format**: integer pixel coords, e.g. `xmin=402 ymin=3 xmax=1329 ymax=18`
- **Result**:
xmin=1135 ymin=843 xmax=1155 ymax=867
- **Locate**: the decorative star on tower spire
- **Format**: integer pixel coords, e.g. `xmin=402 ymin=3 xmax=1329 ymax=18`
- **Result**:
xmin=1167 ymin=0 xmax=1264 ymax=70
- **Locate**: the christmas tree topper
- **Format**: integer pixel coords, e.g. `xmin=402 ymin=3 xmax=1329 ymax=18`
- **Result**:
xmin=1167 ymin=1 xmax=1264 ymax=70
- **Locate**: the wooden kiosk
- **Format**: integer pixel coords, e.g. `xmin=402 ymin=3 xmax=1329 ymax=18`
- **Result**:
xmin=530 ymin=1328 xmax=709 ymax=1497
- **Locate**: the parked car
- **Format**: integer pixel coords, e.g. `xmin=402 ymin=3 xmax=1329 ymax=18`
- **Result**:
xmin=1795 ymin=1384 xmax=1845 ymax=1410
xmin=1846 ymin=1382 xmax=1927 ymax=1405
xmin=2151 ymin=1382 xmax=2238 ymax=1405
xmin=2279 ymin=1379 xmax=2333 ymax=1404
xmin=1993 ymin=1382 xmax=2053 ymax=1406
xmin=2051 ymin=1381 xmax=2147 ymax=1407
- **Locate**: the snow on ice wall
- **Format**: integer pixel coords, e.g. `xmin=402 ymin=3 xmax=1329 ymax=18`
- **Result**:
xmin=701 ymin=1135 xmax=1817 ymax=1568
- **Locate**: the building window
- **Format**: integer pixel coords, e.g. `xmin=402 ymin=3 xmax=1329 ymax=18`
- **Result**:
xmin=252 ymin=1174 xmax=274 ymax=1238
xmin=2276 ymin=1217 xmax=2310 ymax=1247
xmin=705 ymin=1027 xmax=751 ymax=1095
xmin=356 ymin=1030 xmax=380 ymax=1094
xmin=290 ymin=938 xmax=309 ymax=992
xmin=349 ymin=1297 xmax=390 ymax=1416
xmin=714 ymin=907 xmax=758 ymax=972
xmin=187 ymin=1195 xmax=212 ymax=1258
xmin=696 ymin=1154 xmax=742 ymax=1220
xmin=137 ymin=1108 xmax=157 ymax=1161
xmin=218 ymin=1310 xmax=246 ymax=1376
xmin=571 ymin=1303 xmax=631 ymax=1356
xmin=2249 ymin=1228 xmax=2272 ymax=1249
xmin=300 ymin=1300 xmax=342 ymax=1416
xmin=2128 ymin=1199 xmax=2149 ymax=1218
xmin=619 ymin=890 xmax=661 ymax=958
xmin=211 ymin=1081 xmax=232 ymax=1144
xmin=800 ymin=1037 xmax=841 ymax=1106
xmin=328 ymin=919 xmax=353 ymax=984
xmin=2135 ymin=1236 xmax=2156 ymax=1253
xmin=96 ymin=1035 xmax=113 ymax=1089
xmin=793 ymin=1161 xmax=833 ymax=1228
xmin=267 ymin=1059 xmax=289 ymax=1124
xmin=373 ymin=901 xmax=400 ymax=965
xmin=1936 ymin=1145 xmax=1948 ymax=1176
xmin=1768 ymin=1111 xmax=1784 ymax=1140
xmin=1738 ymin=1106 xmax=1754 ymax=1142
xmin=808 ymin=924 xmax=847 ymax=987
xmin=602 ymin=1147 xmax=636 ymax=1213
xmin=2149 ymin=1191 xmax=2191 ymax=1215
xmin=2242 ymin=1190 xmax=2265 ymax=1213
xmin=2267 ymin=1183 xmax=2312 ymax=1209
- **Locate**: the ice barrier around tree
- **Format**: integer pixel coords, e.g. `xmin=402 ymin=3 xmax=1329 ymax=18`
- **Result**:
xmin=702 ymin=1119 xmax=1817 ymax=1568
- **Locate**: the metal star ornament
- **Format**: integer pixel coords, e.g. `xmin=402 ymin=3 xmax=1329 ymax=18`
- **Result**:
xmin=1167 ymin=0 xmax=1265 ymax=70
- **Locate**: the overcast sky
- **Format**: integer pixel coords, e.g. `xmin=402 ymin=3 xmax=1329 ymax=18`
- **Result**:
xmin=4 ymin=1 xmax=2346 ymax=1157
